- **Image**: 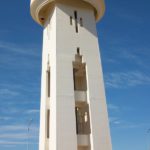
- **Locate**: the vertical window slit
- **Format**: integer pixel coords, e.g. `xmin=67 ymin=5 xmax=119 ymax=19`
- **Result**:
xmin=80 ymin=18 xmax=83 ymax=27
xmin=74 ymin=11 xmax=78 ymax=33
xmin=75 ymin=107 xmax=79 ymax=134
xmin=77 ymin=47 xmax=80 ymax=54
xmin=47 ymin=109 xmax=50 ymax=138
xmin=70 ymin=16 xmax=73 ymax=25
xmin=47 ymin=67 xmax=50 ymax=98
xmin=73 ymin=68 xmax=76 ymax=90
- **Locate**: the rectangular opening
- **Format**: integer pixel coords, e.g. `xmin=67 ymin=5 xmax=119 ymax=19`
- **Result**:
xmin=77 ymin=47 xmax=80 ymax=54
xmin=74 ymin=11 xmax=77 ymax=20
xmin=73 ymin=68 xmax=76 ymax=90
xmin=47 ymin=68 xmax=50 ymax=97
xmin=73 ymin=52 xmax=87 ymax=91
xmin=47 ymin=109 xmax=50 ymax=138
xmin=75 ymin=102 xmax=91 ymax=135
xmin=74 ymin=11 xmax=78 ymax=33
xmin=80 ymin=18 xmax=83 ymax=27
xmin=75 ymin=107 xmax=79 ymax=133
xmin=70 ymin=16 xmax=73 ymax=25
xmin=73 ymin=67 xmax=87 ymax=91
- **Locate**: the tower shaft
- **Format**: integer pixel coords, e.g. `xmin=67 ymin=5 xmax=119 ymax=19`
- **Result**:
xmin=31 ymin=0 xmax=112 ymax=150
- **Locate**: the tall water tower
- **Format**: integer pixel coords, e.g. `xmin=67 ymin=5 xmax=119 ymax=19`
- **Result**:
xmin=30 ymin=0 xmax=112 ymax=150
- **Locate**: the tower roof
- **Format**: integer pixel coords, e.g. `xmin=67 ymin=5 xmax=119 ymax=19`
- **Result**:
xmin=30 ymin=0 xmax=105 ymax=26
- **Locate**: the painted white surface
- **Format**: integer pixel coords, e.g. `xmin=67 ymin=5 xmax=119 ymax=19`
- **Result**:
xmin=32 ymin=0 xmax=112 ymax=150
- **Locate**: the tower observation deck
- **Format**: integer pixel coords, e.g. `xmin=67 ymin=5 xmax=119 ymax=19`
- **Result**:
xmin=30 ymin=0 xmax=105 ymax=25
xmin=30 ymin=0 xmax=112 ymax=150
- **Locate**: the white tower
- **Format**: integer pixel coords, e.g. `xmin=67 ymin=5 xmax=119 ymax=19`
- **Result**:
xmin=30 ymin=0 xmax=112 ymax=150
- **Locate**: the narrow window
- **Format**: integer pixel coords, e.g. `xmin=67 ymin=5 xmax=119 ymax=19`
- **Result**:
xmin=80 ymin=18 xmax=83 ymax=27
xmin=74 ymin=11 xmax=78 ymax=33
xmin=47 ymin=109 xmax=50 ymax=138
xmin=70 ymin=16 xmax=73 ymax=25
xmin=75 ymin=102 xmax=91 ymax=135
xmin=75 ymin=107 xmax=79 ymax=134
xmin=77 ymin=47 xmax=80 ymax=54
xmin=73 ymin=66 xmax=87 ymax=91
xmin=47 ymin=68 xmax=50 ymax=97
xmin=73 ymin=68 xmax=76 ymax=90
xmin=73 ymin=52 xmax=87 ymax=91
xmin=75 ymin=105 xmax=84 ymax=134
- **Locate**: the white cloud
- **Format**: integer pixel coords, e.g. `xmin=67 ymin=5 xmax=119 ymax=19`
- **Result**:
xmin=25 ymin=109 xmax=40 ymax=114
xmin=117 ymin=122 xmax=148 ymax=129
xmin=0 ymin=140 xmax=26 ymax=145
xmin=0 ymin=140 xmax=38 ymax=145
xmin=105 ymin=71 xmax=150 ymax=88
xmin=109 ymin=117 xmax=120 ymax=124
xmin=0 ymin=133 xmax=38 ymax=140
xmin=0 ymin=124 xmax=39 ymax=145
xmin=0 ymin=125 xmax=39 ymax=132
xmin=0 ymin=133 xmax=29 ymax=139
xmin=0 ymin=89 xmax=19 ymax=97
xmin=108 ymin=104 xmax=120 ymax=112
xmin=0 ymin=41 xmax=40 ymax=57
xmin=0 ymin=125 xmax=26 ymax=131
xmin=0 ymin=117 xmax=12 ymax=121
xmin=109 ymin=116 xmax=149 ymax=129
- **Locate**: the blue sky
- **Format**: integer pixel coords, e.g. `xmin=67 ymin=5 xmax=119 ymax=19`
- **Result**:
xmin=0 ymin=0 xmax=150 ymax=150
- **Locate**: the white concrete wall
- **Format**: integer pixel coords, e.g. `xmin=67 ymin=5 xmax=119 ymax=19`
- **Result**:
xmin=39 ymin=0 xmax=112 ymax=150
xmin=39 ymin=5 xmax=57 ymax=150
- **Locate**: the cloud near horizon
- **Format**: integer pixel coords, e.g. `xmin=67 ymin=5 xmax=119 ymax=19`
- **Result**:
xmin=105 ymin=71 xmax=150 ymax=88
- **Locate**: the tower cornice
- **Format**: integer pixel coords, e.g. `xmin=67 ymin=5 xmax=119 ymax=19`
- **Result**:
xmin=30 ymin=0 xmax=105 ymax=26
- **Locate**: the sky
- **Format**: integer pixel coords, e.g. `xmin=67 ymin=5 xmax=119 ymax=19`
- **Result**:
xmin=0 ymin=0 xmax=150 ymax=150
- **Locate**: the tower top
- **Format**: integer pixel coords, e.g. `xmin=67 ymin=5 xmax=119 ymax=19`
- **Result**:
xmin=30 ymin=0 xmax=105 ymax=26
